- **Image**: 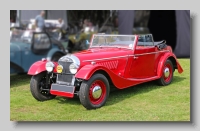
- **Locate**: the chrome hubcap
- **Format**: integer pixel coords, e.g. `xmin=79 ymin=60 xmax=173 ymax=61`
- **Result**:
xmin=164 ymin=67 xmax=170 ymax=78
xmin=92 ymin=85 xmax=102 ymax=99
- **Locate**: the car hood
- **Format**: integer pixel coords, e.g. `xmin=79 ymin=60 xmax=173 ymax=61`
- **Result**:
xmin=74 ymin=47 xmax=131 ymax=63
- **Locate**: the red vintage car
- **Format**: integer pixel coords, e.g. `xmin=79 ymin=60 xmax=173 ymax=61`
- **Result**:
xmin=28 ymin=34 xmax=183 ymax=110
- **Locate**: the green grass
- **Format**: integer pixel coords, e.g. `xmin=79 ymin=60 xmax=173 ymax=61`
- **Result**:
xmin=10 ymin=59 xmax=190 ymax=121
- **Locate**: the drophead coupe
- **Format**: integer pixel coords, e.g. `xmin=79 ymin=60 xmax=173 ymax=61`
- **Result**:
xmin=28 ymin=34 xmax=183 ymax=110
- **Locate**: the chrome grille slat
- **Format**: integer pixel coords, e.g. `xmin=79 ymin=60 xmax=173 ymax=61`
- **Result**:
xmin=58 ymin=61 xmax=72 ymax=73
xmin=57 ymin=60 xmax=74 ymax=84
xmin=57 ymin=74 xmax=73 ymax=83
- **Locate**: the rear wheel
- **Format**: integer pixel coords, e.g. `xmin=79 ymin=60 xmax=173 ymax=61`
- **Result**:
xmin=157 ymin=59 xmax=174 ymax=86
xmin=79 ymin=74 xmax=110 ymax=110
xmin=30 ymin=72 xmax=56 ymax=101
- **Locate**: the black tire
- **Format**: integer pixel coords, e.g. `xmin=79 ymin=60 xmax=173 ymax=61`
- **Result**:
xmin=79 ymin=73 xmax=110 ymax=110
xmin=157 ymin=59 xmax=174 ymax=86
xmin=30 ymin=72 xmax=56 ymax=101
xmin=51 ymin=53 xmax=63 ymax=62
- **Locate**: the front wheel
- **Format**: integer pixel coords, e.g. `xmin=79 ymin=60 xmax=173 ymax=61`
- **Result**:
xmin=157 ymin=59 xmax=174 ymax=86
xmin=30 ymin=72 xmax=56 ymax=101
xmin=79 ymin=74 xmax=110 ymax=110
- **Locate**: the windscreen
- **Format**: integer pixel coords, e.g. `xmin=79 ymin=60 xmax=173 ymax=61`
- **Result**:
xmin=90 ymin=35 xmax=136 ymax=49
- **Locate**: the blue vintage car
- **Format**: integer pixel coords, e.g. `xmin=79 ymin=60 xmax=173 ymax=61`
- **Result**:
xmin=10 ymin=28 xmax=67 ymax=74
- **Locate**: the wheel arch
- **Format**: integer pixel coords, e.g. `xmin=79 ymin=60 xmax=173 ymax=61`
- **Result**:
xmin=78 ymin=70 xmax=111 ymax=109
xmin=75 ymin=65 xmax=114 ymax=86
xmin=156 ymin=59 xmax=174 ymax=86
xmin=75 ymin=69 xmax=114 ymax=90
xmin=53 ymin=51 xmax=65 ymax=56
xmin=157 ymin=53 xmax=183 ymax=77
xmin=51 ymin=51 xmax=65 ymax=60
xmin=47 ymin=48 xmax=65 ymax=60
xmin=27 ymin=60 xmax=58 ymax=75
xmin=168 ymin=56 xmax=177 ymax=71
xmin=92 ymin=69 xmax=114 ymax=87
xmin=30 ymin=71 xmax=56 ymax=101
xmin=75 ymin=64 xmax=142 ymax=89
xmin=168 ymin=55 xmax=183 ymax=73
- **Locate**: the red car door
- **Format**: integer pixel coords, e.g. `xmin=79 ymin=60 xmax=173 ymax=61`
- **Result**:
xmin=129 ymin=35 xmax=158 ymax=79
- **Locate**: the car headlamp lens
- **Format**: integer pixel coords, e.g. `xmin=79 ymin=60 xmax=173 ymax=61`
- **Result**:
xmin=45 ymin=62 xmax=54 ymax=72
xmin=69 ymin=63 xmax=79 ymax=74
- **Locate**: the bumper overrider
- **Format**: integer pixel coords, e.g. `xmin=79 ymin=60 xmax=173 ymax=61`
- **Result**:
xmin=49 ymin=54 xmax=80 ymax=98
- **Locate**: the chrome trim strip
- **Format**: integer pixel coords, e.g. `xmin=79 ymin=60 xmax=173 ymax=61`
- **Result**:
xmin=83 ymin=50 xmax=169 ymax=62
xmin=131 ymin=50 xmax=170 ymax=56
xmin=93 ymin=34 xmax=136 ymax=36
xmin=128 ymin=76 xmax=159 ymax=81
xmin=90 ymin=46 xmax=133 ymax=50
xmin=83 ymin=55 xmax=129 ymax=62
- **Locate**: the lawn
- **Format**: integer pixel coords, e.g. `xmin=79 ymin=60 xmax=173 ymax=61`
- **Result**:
xmin=10 ymin=59 xmax=190 ymax=121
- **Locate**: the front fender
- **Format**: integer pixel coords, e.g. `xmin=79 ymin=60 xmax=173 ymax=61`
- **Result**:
xmin=27 ymin=60 xmax=58 ymax=75
xmin=75 ymin=65 xmax=143 ymax=89
xmin=75 ymin=65 xmax=102 ymax=80
xmin=157 ymin=53 xmax=183 ymax=77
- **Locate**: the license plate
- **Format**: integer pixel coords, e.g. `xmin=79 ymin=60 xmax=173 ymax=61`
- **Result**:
xmin=51 ymin=83 xmax=75 ymax=93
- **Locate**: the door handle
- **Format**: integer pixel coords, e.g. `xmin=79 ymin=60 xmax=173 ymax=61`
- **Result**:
xmin=134 ymin=56 xmax=138 ymax=59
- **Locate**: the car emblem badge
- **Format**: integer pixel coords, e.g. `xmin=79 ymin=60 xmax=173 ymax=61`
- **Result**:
xmin=56 ymin=65 xmax=63 ymax=73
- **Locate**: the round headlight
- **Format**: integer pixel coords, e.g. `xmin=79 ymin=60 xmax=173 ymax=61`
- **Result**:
xmin=69 ymin=63 xmax=79 ymax=74
xmin=45 ymin=62 xmax=54 ymax=72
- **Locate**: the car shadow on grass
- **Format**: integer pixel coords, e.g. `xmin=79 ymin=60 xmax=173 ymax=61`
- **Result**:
xmin=172 ymin=75 xmax=187 ymax=83
xmin=54 ymin=76 xmax=186 ymax=106
xmin=105 ymin=76 xmax=186 ymax=106
xmin=55 ymin=96 xmax=81 ymax=105
xmin=10 ymin=74 xmax=32 ymax=88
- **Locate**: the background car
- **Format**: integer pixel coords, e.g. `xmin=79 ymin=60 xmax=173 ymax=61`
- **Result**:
xmin=10 ymin=28 xmax=67 ymax=74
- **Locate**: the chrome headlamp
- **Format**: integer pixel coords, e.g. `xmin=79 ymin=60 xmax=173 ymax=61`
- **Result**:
xmin=45 ymin=61 xmax=55 ymax=72
xmin=69 ymin=63 xmax=79 ymax=74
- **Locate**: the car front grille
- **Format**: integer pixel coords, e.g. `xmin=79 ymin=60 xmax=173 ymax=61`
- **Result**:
xmin=57 ymin=61 xmax=74 ymax=85
xmin=57 ymin=74 xmax=74 ymax=84
xmin=58 ymin=61 xmax=72 ymax=73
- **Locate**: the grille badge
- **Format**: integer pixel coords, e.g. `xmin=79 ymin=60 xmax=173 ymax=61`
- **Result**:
xmin=56 ymin=65 xmax=63 ymax=73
